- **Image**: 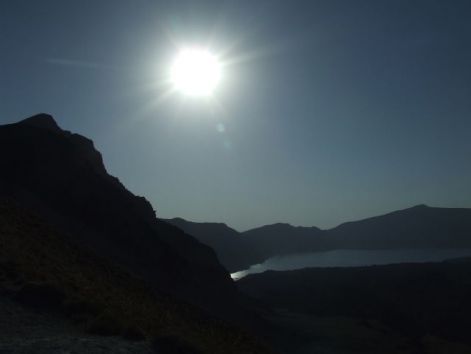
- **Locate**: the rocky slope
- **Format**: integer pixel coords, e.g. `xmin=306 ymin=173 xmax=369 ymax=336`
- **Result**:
xmin=0 ymin=114 xmax=235 ymax=315
xmin=0 ymin=294 xmax=154 ymax=354
xmin=0 ymin=175 xmax=271 ymax=354
xmin=238 ymin=260 xmax=471 ymax=351
xmin=166 ymin=218 xmax=260 ymax=271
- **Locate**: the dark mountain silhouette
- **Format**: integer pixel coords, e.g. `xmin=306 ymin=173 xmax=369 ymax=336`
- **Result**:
xmin=2 ymin=114 xmax=470 ymax=354
xmin=0 ymin=114 xmax=235 ymax=315
xmin=169 ymin=205 xmax=471 ymax=272
xmin=241 ymin=223 xmax=327 ymax=260
xmin=165 ymin=218 xmax=260 ymax=271
xmin=166 ymin=219 xmax=327 ymax=271
xmin=0 ymin=200 xmax=271 ymax=354
xmin=238 ymin=259 xmax=471 ymax=351
xmin=328 ymin=204 xmax=471 ymax=249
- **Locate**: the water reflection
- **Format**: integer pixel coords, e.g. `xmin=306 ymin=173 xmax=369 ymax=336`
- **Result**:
xmin=231 ymin=248 xmax=471 ymax=280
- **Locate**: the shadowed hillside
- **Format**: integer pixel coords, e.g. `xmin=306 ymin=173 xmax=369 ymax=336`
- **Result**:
xmin=241 ymin=223 xmax=327 ymax=260
xmin=0 ymin=200 xmax=271 ymax=354
xmin=0 ymin=114 xmax=276 ymax=353
xmin=0 ymin=114 xmax=235 ymax=315
xmin=166 ymin=218 xmax=260 ymax=271
xmin=238 ymin=260 xmax=471 ymax=352
xmin=328 ymin=204 xmax=471 ymax=249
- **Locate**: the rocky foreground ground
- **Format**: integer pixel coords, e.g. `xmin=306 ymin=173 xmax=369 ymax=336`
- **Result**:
xmin=0 ymin=294 xmax=154 ymax=354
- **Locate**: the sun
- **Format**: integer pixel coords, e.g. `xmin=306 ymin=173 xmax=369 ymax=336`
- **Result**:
xmin=170 ymin=47 xmax=222 ymax=97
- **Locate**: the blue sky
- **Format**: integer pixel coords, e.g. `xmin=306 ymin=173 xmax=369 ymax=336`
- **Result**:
xmin=1 ymin=0 xmax=470 ymax=230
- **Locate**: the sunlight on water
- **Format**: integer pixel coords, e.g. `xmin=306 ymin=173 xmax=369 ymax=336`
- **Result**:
xmin=231 ymin=249 xmax=471 ymax=281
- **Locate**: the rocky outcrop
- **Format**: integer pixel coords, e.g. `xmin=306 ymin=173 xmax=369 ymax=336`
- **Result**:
xmin=0 ymin=114 xmax=235 ymax=314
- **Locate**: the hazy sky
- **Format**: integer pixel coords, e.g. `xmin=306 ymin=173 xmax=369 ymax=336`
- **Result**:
xmin=1 ymin=0 xmax=470 ymax=231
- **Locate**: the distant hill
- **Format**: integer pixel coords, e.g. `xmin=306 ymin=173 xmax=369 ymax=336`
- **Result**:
xmin=169 ymin=205 xmax=471 ymax=272
xmin=166 ymin=218 xmax=260 ymax=272
xmin=166 ymin=219 xmax=327 ymax=271
xmin=237 ymin=260 xmax=471 ymax=348
xmin=0 ymin=114 xmax=234 ymax=315
xmin=241 ymin=223 xmax=326 ymax=260
xmin=328 ymin=204 xmax=471 ymax=249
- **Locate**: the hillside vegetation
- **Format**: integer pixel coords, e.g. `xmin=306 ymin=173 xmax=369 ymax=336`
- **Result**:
xmin=0 ymin=200 xmax=271 ymax=354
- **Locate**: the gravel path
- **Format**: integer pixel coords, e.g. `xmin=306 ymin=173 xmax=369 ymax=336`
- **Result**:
xmin=0 ymin=294 xmax=154 ymax=354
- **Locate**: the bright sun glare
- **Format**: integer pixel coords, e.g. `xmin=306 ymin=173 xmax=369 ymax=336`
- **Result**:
xmin=170 ymin=48 xmax=221 ymax=97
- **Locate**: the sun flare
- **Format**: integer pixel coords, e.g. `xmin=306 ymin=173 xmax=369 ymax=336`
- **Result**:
xmin=170 ymin=47 xmax=221 ymax=97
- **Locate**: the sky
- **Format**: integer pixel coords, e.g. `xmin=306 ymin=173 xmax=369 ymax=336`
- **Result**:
xmin=1 ymin=0 xmax=471 ymax=231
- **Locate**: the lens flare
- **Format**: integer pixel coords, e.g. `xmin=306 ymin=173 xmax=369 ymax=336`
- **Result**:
xmin=170 ymin=48 xmax=221 ymax=97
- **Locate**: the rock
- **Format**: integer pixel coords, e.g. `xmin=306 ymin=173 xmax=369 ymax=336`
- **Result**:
xmin=14 ymin=283 xmax=65 ymax=310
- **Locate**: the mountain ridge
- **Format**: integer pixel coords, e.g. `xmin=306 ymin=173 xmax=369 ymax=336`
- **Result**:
xmin=0 ymin=114 xmax=236 ymax=316
xmin=168 ymin=204 xmax=471 ymax=272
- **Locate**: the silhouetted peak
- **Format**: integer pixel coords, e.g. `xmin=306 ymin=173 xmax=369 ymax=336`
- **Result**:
xmin=10 ymin=113 xmax=109 ymax=178
xmin=246 ymin=222 xmax=325 ymax=236
xmin=272 ymin=222 xmax=293 ymax=228
xmin=260 ymin=222 xmax=321 ymax=230
xmin=256 ymin=223 xmax=294 ymax=231
xmin=170 ymin=217 xmax=231 ymax=228
xmin=18 ymin=113 xmax=61 ymax=132
xmin=0 ymin=114 xmax=237 ymax=315
xmin=172 ymin=217 xmax=188 ymax=223
xmin=411 ymin=204 xmax=429 ymax=209
xmin=391 ymin=204 xmax=431 ymax=215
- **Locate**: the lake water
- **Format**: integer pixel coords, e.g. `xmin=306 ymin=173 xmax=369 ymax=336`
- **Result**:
xmin=231 ymin=248 xmax=471 ymax=280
